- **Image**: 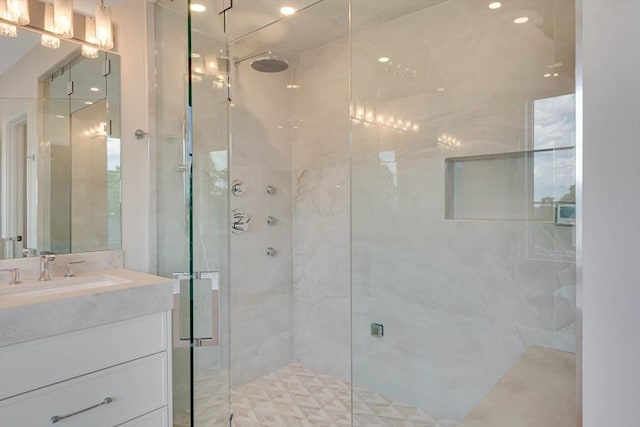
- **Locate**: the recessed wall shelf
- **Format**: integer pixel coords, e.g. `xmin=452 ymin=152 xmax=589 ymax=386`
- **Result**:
xmin=445 ymin=147 xmax=575 ymax=221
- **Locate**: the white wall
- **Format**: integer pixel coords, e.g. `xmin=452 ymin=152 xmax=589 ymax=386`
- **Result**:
xmin=581 ymin=1 xmax=640 ymax=425
xmin=0 ymin=42 xmax=76 ymax=99
xmin=112 ymin=0 xmax=152 ymax=272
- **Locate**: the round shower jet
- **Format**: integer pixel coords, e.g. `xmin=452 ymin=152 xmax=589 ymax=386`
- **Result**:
xmin=234 ymin=51 xmax=289 ymax=73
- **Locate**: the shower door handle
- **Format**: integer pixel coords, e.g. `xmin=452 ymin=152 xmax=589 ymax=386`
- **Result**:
xmin=177 ymin=113 xmax=187 ymax=172
xmin=172 ymin=271 xmax=220 ymax=348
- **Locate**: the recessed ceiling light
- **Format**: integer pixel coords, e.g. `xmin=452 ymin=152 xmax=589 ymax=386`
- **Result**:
xmin=378 ymin=57 xmax=390 ymax=63
xmin=191 ymin=53 xmax=201 ymax=58
xmin=436 ymin=87 xmax=446 ymax=92
xmin=90 ymin=87 xmax=100 ymax=92
xmin=488 ymin=2 xmax=502 ymax=9
xmin=286 ymin=84 xmax=301 ymax=89
xmin=84 ymin=101 xmax=93 ymax=105
xmin=544 ymin=73 xmax=552 ymax=78
xmin=554 ymin=73 xmax=559 ymax=77
xmin=280 ymin=6 xmax=296 ymax=15
xmin=190 ymin=4 xmax=206 ymax=12
xmin=514 ymin=16 xmax=529 ymax=24
xmin=55 ymin=115 xmax=65 ymax=119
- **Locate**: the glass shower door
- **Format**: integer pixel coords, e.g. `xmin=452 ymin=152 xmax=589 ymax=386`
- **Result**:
xmin=155 ymin=1 xmax=231 ymax=425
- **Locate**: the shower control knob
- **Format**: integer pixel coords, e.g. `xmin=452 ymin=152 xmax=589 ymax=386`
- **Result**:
xmin=265 ymin=247 xmax=277 ymax=257
xmin=265 ymin=185 xmax=276 ymax=195
xmin=266 ymin=216 xmax=277 ymax=225
xmin=231 ymin=209 xmax=251 ymax=234
xmin=231 ymin=179 xmax=245 ymax=197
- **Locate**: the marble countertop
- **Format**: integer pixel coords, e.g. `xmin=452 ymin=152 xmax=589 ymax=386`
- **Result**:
xmin=0 ymin=269 xmax=173 ymax=347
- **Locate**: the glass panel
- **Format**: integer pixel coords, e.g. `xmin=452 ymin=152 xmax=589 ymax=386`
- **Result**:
xmin=155 ymin=0 xmax=230 ymax=425
xmin=225 ymin=0 xmax=351 ymax=424
xmin=41 ymin=69 xmax=71 ymax=255
xmin=351 ymin=0 xmax=576 ymax=426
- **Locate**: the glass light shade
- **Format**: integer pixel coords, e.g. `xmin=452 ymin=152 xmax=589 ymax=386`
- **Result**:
xmin=54 ymin=0 xmax=74 ymax=39
xmin=82 ymin=45 xmax=99 ymax=58
xmin=95 ymin=2 xmax=113 ymax=49
xmin=41 ymin=4 xmax=60 ymax=49
xmin=7 ymin=0 xmax=29 ymax=25
xmin=0 ymin=23 xmax=17 ymax=37
xmin=81 ymin=16 xmax=99 ymax=58
xmin=0 ymin=0 xmax=16 ymax=37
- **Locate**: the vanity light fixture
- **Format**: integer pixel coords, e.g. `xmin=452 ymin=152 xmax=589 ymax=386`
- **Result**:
xmin=0 ymin=0 xmax=17 ymax=37
xmin=95 ymin=0 xmax=113 ymax=49
xmin=7 ymin=0 xmax=29 ymax=25
xmin=0 ymin=0 xmax=114 ymax=51
xmin=280 ymin=6 xmax=296 ymax=16
xmin=54 ymin=0 xmax=73 ymax=38
xmin=81 ymin=16 xmax=99 ymax=58
xmin=41 ymin=4 xmax=60 ymax=49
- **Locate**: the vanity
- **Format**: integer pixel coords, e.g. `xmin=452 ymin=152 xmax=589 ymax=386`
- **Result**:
xmin=0 ymin=264 xmax=173 ymax=427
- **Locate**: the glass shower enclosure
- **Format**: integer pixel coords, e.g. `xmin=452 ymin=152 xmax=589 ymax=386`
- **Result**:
xmin=154 ymin=0 xmax=577 ymax=425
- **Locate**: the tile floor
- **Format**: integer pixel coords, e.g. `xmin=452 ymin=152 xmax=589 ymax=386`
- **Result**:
xmin=176 ymin=363 xmax=458 ymax=427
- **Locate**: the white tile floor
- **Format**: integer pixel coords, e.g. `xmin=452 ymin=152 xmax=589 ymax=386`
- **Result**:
xmin=176 ymin=363 xmax=458 ymax=427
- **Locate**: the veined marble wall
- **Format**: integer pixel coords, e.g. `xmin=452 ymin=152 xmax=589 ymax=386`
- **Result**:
xmin=290 ymin=39 xmax=351 ymax=382
xmin=229 ymin=43 xmax=294 ymax=386
xmin=350 ymin=0 xmax=576 ymax=421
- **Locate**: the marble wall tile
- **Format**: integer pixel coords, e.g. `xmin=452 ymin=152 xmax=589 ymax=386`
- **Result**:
xmin=291 ymin=39 xmax=351 ymax=381
xmin=229 ymin=55 xmax=294 ymax=386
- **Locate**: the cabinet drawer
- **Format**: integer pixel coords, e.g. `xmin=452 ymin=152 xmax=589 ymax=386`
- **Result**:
xmin=0 ymin=353 xmax=168 ymax=427
xmin=118 ymin=407 xmax=169 ymax=427
xmin=0 ymin=311 xmax=168 ymax=400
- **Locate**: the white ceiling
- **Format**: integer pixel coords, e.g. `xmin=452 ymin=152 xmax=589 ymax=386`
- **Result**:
xmin=227 ymin=0 xmax=447 ymax=57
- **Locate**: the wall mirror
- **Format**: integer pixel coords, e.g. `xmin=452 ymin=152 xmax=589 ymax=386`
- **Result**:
xmin=0 ymin=25 xmax=121 ymax=259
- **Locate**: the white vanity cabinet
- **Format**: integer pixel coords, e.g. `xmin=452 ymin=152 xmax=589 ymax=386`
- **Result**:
xmin=0 ymin=311 xmax=172 ymax=427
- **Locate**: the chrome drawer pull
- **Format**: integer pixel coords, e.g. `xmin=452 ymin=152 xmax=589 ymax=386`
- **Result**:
xmin=50 ymin=397 xmax=113 ymax=424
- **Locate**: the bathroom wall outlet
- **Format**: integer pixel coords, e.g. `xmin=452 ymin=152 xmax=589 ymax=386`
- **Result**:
xmin=371 ymin=323 xmax=384 ymax=338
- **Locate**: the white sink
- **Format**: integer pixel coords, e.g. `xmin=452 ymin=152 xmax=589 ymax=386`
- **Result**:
xmin=0 ymin=275 xmax=131 ymax=299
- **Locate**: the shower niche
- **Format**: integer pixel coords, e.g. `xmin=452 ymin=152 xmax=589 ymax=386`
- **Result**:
xmin=445 ymin=147 xmax=576 ymax=222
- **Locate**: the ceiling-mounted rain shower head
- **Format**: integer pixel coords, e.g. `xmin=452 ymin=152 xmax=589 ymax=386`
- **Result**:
xmin=251 ymin=55 xmax=289 ymax=73
xmin=234 ymin=51 xmax=289 ymax=73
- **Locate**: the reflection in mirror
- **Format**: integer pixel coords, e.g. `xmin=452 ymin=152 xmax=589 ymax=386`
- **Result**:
xmin=0 ymin=26 xmax=120 ymax=259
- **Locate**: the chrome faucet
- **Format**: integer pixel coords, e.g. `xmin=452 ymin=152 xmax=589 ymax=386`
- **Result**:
xmin=64 ymin=260 xmax=85 ymax=278
xmin=0 ymin=268 xmax=20 ymax=284
xmin=39 ymin=252 xmax=57 ymax=281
